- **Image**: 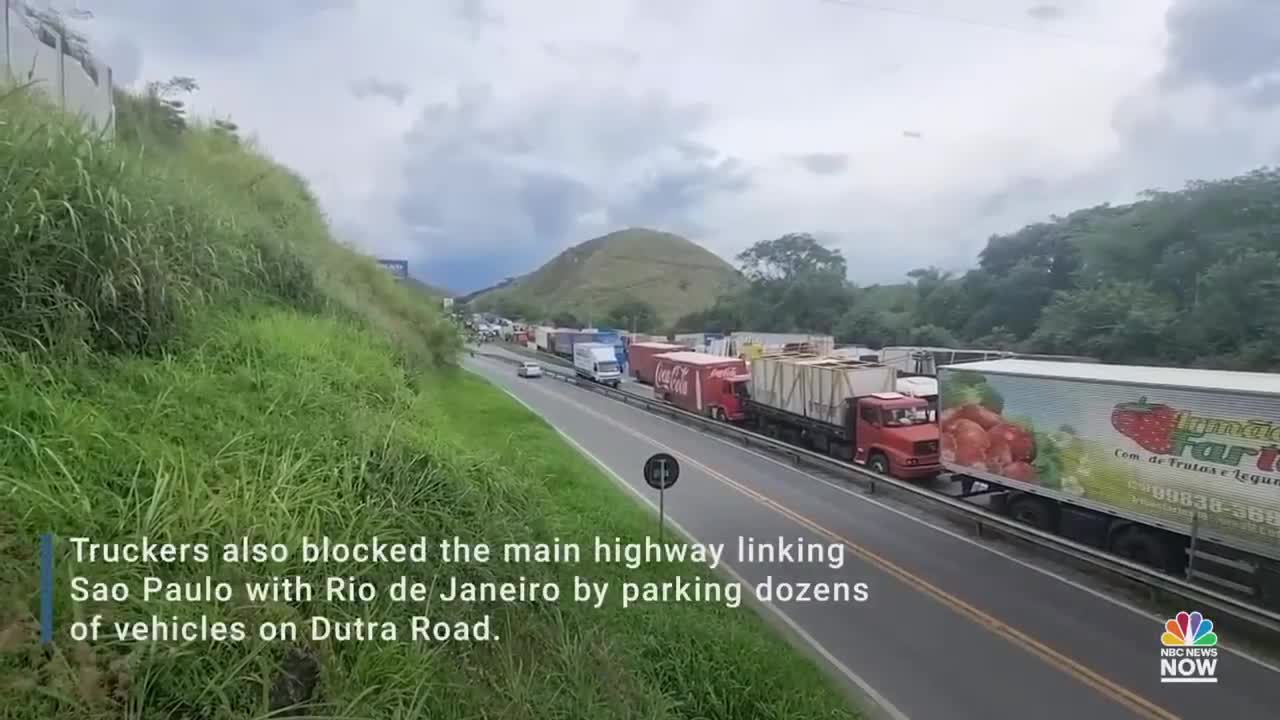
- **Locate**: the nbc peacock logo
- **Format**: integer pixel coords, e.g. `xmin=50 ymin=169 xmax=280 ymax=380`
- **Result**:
xmin=1159 ymin=611 xmax=1219 ymax=683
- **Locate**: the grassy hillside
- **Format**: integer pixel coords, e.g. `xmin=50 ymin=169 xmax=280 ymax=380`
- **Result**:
xmin=468 ymin=228 xmax=740 ymax=326
xmin=0 ymin=83 xmax=857 ymax=719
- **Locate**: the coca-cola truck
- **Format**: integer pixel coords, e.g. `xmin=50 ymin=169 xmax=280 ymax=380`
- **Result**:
xmin=743 ymin=353 xmax=941 ymax=480
xmin=630 ymin=342 xmax=692 ymax=384
xmin=653 ymin=352 xmax=749 ymax=421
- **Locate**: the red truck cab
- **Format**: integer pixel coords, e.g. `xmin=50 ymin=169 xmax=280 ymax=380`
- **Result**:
xmin=850 ymin=393 xmax=941 ymax=479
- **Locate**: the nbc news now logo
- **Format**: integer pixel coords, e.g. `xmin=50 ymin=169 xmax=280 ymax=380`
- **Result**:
xmin=1160 ymin=611 xmax=1219 ymax=683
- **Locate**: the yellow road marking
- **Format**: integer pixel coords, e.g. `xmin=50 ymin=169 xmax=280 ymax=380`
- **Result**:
xmin=512 ymin=372 xmax=1180 ymax=720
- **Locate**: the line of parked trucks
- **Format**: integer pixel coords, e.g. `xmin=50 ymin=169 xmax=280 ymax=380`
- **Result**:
xmin=521 ymin=326 xmax=1280 ymax=606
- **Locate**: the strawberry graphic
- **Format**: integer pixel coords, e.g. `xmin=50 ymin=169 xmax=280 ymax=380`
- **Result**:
xmin=1111 ymin=397 xmax=1179 ymax=454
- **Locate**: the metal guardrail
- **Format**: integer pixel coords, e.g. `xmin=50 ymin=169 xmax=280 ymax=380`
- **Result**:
xmin=474 ymin=348 xmax=1280 ymax=637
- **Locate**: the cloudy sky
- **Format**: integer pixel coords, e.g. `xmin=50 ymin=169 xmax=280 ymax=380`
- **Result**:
xmin=52 ymin=0 xmax=1280 ymax=293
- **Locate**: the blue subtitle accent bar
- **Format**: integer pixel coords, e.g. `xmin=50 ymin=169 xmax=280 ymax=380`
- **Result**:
xmin=40 ymin=533 xmax=54 ymax=644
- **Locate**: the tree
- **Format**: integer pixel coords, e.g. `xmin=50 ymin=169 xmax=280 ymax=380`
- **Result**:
xmin=905 ymin=324 xmax=959 ymax=348
xmin=551 ymin=310 xmax=580 ymax=328
xmin=145 ymin=76 xmax=200 ymax=132
xmin=605 ymin=298 xmax=659 ymax=333
xmin=1031 ymin=282 xmax=1177 ymax=362
xmin=834 ymin=306 xmax=904 ymax=348
xmin=737 ymin=233 xmax=847 ymax=283
xmin=728 ymin=233 xmax=853 ymax=333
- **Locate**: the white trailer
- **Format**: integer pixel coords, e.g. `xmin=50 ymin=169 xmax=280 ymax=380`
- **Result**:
xmin=748 ymin=353 xmax=896 ymax=428
xmin=939 ymin=358 xmax=1280 ymax=605
xmin=880 ymin=346 xmax=1011 ymax=376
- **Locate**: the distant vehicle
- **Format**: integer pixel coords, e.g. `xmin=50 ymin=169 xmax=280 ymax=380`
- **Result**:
xmin=517 ymin=361 xmax=542 ymax=378
xmin=573 ymin=343 xmax=621 ymax=387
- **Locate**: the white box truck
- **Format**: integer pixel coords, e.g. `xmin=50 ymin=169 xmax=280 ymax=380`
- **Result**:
xmin=938 ymin=358 xmax=1280 ymax=605
xmin=574 ymin=342 xmax=621 ymax=387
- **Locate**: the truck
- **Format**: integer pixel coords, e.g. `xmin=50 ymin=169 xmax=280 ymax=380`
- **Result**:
xmin=547 ymin=329 xmax=574 ymax=357
xmin=938 ymin=359 xmax=1280 ymax=604
xmin=629 ymin=342 xmax=691 ymax=384
xmin=574 ymin=343 xmax=622 ymax=387
xmin=653 ymin=352 xmax=748 ymax=421
xmin=896 ymin=375 xmax=939 ymax=420
xmin=742 ymin=353 xmax=941 ymax=479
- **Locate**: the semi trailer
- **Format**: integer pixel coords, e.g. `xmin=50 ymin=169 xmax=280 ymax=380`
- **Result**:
xmin=629 ymin=342 xmax=691 ymax=384
xmin=741 ymin=353 xmax=941 ymax=480
xmin=938 ymin=358 xmax=1280 ymax=603
xmin=652 ymin=352 xmax=748 ymax=421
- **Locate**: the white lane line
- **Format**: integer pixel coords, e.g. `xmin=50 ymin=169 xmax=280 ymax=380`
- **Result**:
xmin=491 ymin=358 xmax=1280 ymax=675
xmin=471 ymin=365 xmax=911 ymax=720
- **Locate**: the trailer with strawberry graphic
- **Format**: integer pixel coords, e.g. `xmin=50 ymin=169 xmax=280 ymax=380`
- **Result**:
xmin=939 ymin=358 xmax=1280 ymax=607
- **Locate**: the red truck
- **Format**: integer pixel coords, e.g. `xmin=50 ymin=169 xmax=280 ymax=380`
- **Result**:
xmin=742 ymin=353 xmax=940 ymax=480
xmin=653 ymin=352 xmax=749 ymax=421
xmin=630 ymin=342 xmax=691 ymax=384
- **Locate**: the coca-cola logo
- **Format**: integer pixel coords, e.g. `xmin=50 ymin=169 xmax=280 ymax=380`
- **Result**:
xmin=708 ymin=366 xmax=740 ymax=380
xmin=655 ymin=364 xmax=691 ymax=396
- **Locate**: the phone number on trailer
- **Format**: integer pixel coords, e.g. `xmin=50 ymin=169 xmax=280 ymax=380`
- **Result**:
xmin=1128 ymin=479 xmax=1280 ymax=527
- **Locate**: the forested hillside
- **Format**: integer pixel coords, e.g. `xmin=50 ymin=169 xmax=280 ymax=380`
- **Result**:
xmin=675 ymin=168 xmax=1280 ymax=371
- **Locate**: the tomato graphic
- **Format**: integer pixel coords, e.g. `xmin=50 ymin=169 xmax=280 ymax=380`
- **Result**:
xmin=950 ymin=418 xmax=990 ymax=466
xmin=1002 ymin=461 xmax=1037 ymax=483
xmin=959 ymin=403 xmax=1003 ymax=430
xmin=988 ymin=423 xmax=1036 ymax=462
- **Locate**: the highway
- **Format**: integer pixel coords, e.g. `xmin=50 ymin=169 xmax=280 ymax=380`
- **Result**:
xmin=466 ymin=348 xmax=1280 ymax=720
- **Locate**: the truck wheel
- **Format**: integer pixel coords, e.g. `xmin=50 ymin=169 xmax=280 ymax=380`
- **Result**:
xmin=1111 ymin=526 xmax=1173 ymax=572
xmin=868 ymin=453 xmax=890 ymax=476
xmin=1006 ymin=494 xmax=1056 ymax=532
xmin=713 ymin=407 xmax=726 ymax=421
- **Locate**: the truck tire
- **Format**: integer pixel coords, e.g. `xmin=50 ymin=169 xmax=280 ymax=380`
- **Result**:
xmin=1110 ymin=526 xmax=1174 ymax=572
xmin=713 ymin=407 xmax=727 ymax=421
xmin=1006 ymin=494 xmax=1056 ymax=533
xmin=868 ymin=453 xmax=890 ymax=476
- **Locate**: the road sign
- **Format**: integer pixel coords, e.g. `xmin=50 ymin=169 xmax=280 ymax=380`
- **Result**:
xmin=644 ymin=453 xmax=679 ymax=490
xmin=644 ymin=453 xmax=679 ymax=543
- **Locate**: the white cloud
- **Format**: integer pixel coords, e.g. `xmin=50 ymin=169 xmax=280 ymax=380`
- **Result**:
xmin=60 ymin=0 xmax=1280 ymax=291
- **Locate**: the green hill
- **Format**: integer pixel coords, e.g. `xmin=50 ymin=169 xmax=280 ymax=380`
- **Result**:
xmin=467 ymin=228 xmax=740 ymax=326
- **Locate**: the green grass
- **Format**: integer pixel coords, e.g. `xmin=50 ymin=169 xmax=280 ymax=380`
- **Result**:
xmin=0 ymin=83 xmax=858 ymax=718
xmin=467 ymin=228 xmax=741 ymax=326
xmin=1 ymin=310 xmax=858 ymax=719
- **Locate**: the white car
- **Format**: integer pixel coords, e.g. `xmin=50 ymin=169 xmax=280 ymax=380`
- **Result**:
xmin=517 ymin=361 xmax=543 ymax=378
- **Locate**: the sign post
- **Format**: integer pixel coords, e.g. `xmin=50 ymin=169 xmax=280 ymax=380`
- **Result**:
xmin=643 ymin=453 xmax=680 ymax=543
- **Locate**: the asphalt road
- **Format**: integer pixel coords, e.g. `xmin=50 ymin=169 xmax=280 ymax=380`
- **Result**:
xmin=465 ymin=350 xmax=1280 ymax=720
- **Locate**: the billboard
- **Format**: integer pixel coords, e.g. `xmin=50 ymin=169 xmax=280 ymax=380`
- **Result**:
xmin=938 ymin=368 xmax=1280 ymax=556
xmin=377 ymin=259 xmax=408 ymax=279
